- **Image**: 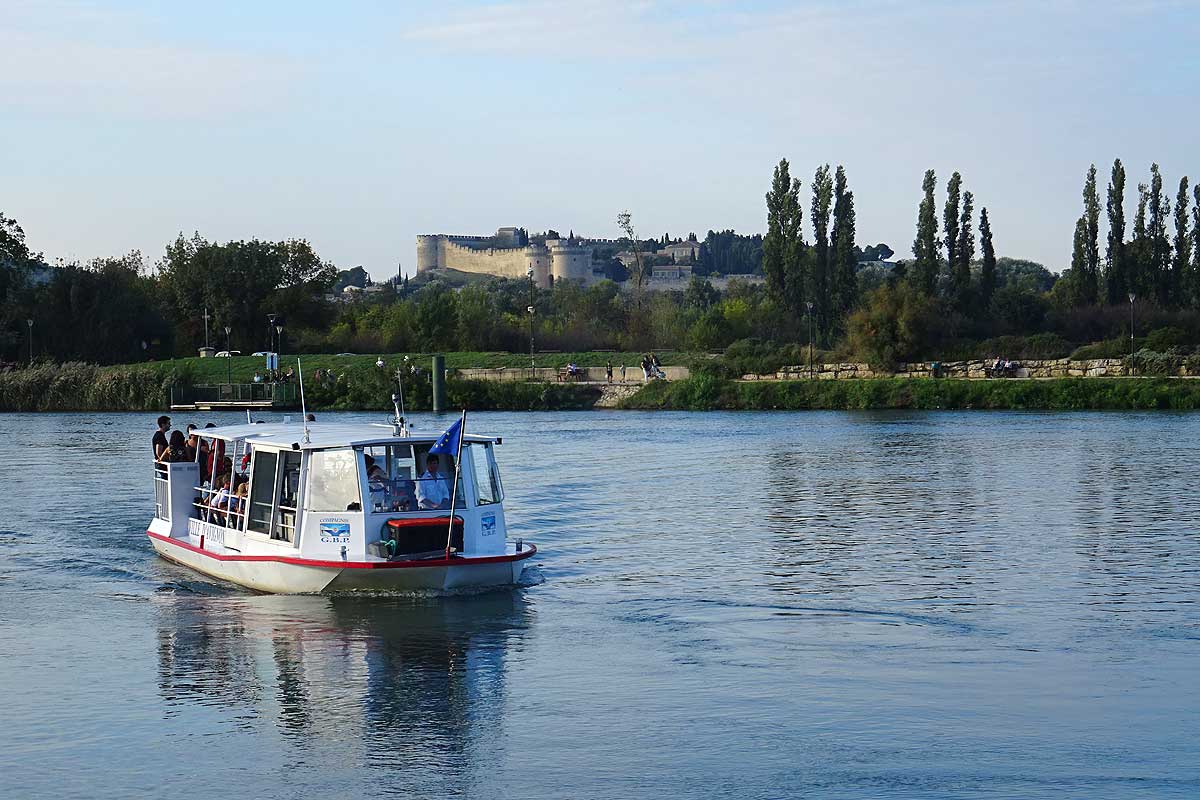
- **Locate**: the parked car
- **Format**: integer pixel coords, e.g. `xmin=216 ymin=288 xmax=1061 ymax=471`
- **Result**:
xmin=251 ymin=351 xmax=272 ymax=357
xmin=335 ymin=352 xmax=357 ymax=356
xmin=214 ymin=350 xmax=242 ymax=358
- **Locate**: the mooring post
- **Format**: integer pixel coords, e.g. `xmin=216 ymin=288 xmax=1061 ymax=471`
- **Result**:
xmin=432 ymin=354 xmax=446 ymax=414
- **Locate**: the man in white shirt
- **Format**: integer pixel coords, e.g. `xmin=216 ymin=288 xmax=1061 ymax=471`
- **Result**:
xmin=416 ymin=454 xmax=451 ymax=509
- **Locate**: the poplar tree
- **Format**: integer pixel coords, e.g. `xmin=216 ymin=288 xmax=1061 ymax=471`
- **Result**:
xmin=912 ymin=169 xmax=939 ymax=296
xmin=1105 ymin=159 xmax=1127 ymax=305
xmin=763 ymin=158 xmax=805 ymax=317
xmin=1148 ymin=164 xmax=1172 ymax=305
xmin=811 ymin=164 xmax=833 ymax=339
xmin=979 ymin=207 xmax=996 ymax=306
xmin=1082 ymin=164 xmax=1100 ymax=305
xmin=1130 ymin=183 xmax=1149 ymax=297
xmin=1172 ymin=176 xmax=1190 ymax=307
xmin=831 ymin=165 xmax=857 ymax=318
xmin=764 ymin=159 xmax=799 ymax=297
xmin=943 ymin=171 xmax=962 ymax=285
xmin=1192 ymin=184 xmax=1200 ymax=309
xmin=954 ymin=190 xmax=974 ymax=306
xmin=1069 ymin=217 xmax=1088 ymax=306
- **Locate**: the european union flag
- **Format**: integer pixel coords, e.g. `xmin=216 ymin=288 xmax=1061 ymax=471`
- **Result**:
xmin=428 ymin=416 xmax=464 ymax=456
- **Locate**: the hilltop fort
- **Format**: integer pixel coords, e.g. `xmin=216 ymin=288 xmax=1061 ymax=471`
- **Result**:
xmin=415 ymin=227 xmax=744 ymax=290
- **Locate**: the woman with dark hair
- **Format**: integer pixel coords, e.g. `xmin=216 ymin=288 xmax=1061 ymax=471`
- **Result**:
xmin=159 ymin=430 xmax=188 ymax=463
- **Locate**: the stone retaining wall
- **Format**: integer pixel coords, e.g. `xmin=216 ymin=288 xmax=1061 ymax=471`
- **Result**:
xmin=454 ymin=365 xmax=690 ymax=383
xmin=745 ymin=358 xmax=1142 ymax=381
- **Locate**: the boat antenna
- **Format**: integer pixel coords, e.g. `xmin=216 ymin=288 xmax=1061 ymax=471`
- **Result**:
xmin=297 ymin=358 xmax=310 ymax=444
xmin=393 ymin=360 xmax=409 ymax=436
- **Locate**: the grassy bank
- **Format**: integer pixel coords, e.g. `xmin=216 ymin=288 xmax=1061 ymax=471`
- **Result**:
xmin=0 ymin=360 xmax=600 ymax=412
xmin=620 ymin=375 xmax=1200 ymax=411
xmin=162 ymin=350 xmax=687 ymax=385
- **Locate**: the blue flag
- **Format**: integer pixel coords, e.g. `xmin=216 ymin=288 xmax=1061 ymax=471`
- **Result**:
xmin=428 ymin=417 xmax=464 ymax=456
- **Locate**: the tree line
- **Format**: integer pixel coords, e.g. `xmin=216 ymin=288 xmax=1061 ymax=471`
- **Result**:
xmin=1061 ymin=160 xmax=1200 ymax=310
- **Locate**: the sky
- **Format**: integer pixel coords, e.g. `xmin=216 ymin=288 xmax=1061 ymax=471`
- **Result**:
xmin=3 ymin=0 xmax=1198 ymax=276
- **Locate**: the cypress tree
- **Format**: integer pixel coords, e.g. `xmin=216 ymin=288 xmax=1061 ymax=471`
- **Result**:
xmin=943 ymin=171 xmax=962 ymax=286
xmin=1172 ymin=176 xmax=1190 ymax=307
xmin=811 ymin=164 xmax=833 ymax=339
xmin=955 ymin=190 xmax=974 ymax=306
xmin=1105 ymin=159 xmax=1127 ymax=305
xmin=979 ymin=207 xmax=996 ymax=306
xmin=912 ymin=169 xmax=939 ymax=295
xmin=1083 ymin=164 xmax=1100 ymax=304
xmin=831 ymin=165 xmax=857 ymax=319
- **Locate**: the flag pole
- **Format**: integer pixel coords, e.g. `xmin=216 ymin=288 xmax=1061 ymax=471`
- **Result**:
xmin=444 ymin=409 xmax=467 ymax=560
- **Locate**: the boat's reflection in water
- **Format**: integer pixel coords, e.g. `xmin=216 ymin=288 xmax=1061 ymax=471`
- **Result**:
xmin=155 ymin=589 xmax=532 ymax=787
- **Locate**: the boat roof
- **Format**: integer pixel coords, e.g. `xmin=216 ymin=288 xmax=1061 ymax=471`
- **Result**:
xmin=196 ymin=421 xmax=498 ymax=450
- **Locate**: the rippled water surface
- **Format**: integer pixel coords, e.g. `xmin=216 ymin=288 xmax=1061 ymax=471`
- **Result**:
xmin=1 ymin=410 xmax=1198 ymax=799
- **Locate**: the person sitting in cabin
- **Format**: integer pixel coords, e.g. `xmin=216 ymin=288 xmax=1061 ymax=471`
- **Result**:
xmin=416 ymin=454 xmax=451 ymax=510
xmin=159 ymin=430 xmax=188 ymax=464
xmin=152 ymin=415 xmax=171 ymax=462
xmin=365 ymin=454 xmax=387 ymax=485
xmin=206 ymin=474 xmax=232 ymax=525
xmin=231 ymin=478 xmax=249 ymax=524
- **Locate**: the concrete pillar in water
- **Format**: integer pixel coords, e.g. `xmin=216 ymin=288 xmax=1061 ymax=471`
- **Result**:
xmin=432 ymin=354 xmax=446 ymax=414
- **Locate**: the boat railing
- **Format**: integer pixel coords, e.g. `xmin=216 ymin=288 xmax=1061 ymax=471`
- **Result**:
xmin=153 ymin=468 xmax=170 ymax=521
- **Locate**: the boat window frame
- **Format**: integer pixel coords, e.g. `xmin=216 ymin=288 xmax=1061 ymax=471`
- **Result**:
xmin=243 ymin=445 xmax=303 ymax=547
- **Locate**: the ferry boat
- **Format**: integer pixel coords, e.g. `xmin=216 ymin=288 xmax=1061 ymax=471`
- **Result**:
xmin=147 ymin=417 xmax=535 ymax=593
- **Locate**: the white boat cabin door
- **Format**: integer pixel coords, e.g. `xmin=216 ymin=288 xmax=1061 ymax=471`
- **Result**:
xmin=245 ymin=447 xmax=302 ymax=545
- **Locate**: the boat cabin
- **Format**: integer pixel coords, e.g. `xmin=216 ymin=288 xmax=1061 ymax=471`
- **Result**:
xmin=152 ymin=422 xmax=509 ymax=562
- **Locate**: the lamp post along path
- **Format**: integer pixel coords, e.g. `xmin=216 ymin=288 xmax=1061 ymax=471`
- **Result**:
xmin=1128 ymin=293 xmax=1136 ymax=375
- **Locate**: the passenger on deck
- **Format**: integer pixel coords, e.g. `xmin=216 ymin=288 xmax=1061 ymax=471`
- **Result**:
xmin=159 ymin=430 xmax=188 ymax=463
xmin=185 ymin=424 xmax=200 ymax=462
xmin=152 ymin=415 xmax=171 ymax=461
xmin=204 ymin=423 xmax=224 ymax=476
xmin=416 ymin=454 xmax=450 ymax=510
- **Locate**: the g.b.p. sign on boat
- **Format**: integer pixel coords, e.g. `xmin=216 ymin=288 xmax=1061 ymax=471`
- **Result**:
xmin=147 ymin=410 xmax=535 ymax=593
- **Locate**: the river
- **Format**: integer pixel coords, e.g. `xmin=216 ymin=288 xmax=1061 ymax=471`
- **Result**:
xmin=0 ymin=410 xmax=1197 ymax=799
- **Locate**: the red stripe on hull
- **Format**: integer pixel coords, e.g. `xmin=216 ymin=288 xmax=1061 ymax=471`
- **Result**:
xmin=147 ymin=530 xmax=536 ymax=569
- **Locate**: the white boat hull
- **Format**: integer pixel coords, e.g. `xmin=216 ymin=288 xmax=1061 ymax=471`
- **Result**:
xmin=149 ymin=532 xmax=535 ymax=594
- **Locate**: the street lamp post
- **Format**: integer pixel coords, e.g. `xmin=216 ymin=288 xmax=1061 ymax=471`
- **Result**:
xmin=275 ymin=324 xmax=284 ymax=358
xmin=267 ymin=313 xmax=277 ymax=353
xmin=1128 ymin=292 xmax=1136 ymax=376
xmin=26 ymin=318 xmax=33 ymax=366
xmin=527 ymin=263 xmax=536 ymax=379
xmin=224 ymin=326 xmax=232 ymax=384
xmin=203 ymin=307 xmax=211 ymax=349
xmin=805 ymin=301 xmax=814 ymax=379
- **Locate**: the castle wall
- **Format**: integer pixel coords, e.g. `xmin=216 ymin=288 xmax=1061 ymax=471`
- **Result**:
xmin=433 ymin=239 xmax=530 ymax=280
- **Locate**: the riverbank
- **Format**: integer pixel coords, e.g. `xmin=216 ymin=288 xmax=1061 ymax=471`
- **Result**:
xmin=0 ymin=361 xmax=600 ymax=412
xmin=6 ymin=361 xmax=1200 ymax=412
xmin=621 ymin=374 xmax=1200 ymax=411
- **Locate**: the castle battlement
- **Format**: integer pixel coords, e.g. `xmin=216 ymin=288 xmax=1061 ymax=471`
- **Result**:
xmin=417 ymin=227 xmax=602 ymax=288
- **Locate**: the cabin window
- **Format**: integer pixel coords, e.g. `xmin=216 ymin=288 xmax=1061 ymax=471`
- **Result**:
xmin=363 ymin=445 xmax=418 ymax=512
xmin=307 ymin=448 xmax=361 ymax=512
xmin=246 ymin=451 xmax=279 ymax=534
xmin=468 ymin=443 xmax=502 ymax=505
xmin=274 ymin=451 xmax=301 ymax=542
